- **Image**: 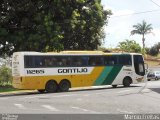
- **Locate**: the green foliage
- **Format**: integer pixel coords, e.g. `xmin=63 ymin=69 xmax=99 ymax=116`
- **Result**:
xmin=0 ymin=0 xmax=111 ymax=56
xmin=0 ymin=65 xmax=12 ymax=86
xmin=145 ymin=47 xmax=150 ymax=54
xmin=131 ymin=20 xmax=153 ymax=36
xmin=131 ymin=20 xmax=153 ymax=53
xmin=118 ymin=39 xmax=142 ymax=53
xmin=0 ymin=87 xmax=18 ymax=93
xmin=148 ymin=42 xmax=160 ymax=56
xmin=97 ymin=46 xmax=111 ymax=52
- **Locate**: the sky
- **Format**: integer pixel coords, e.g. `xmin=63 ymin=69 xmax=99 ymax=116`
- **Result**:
xmin=101 ymin=0 xmax=160 ymax=48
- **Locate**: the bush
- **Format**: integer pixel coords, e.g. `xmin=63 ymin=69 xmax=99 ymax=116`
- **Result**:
xmin=0 ymin=65 xmax=12 ymax=86
xmin=118 ymin=39 xmax=142 ymax=53
xmin=149 ymin=46 xmax=158 ymax=56
xmin=148 ymin=42 xmax=160 ymax=56
xmin=145 ymin=47 xmax=150 ymax=54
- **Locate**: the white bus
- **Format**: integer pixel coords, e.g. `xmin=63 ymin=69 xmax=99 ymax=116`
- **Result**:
xmin=12 ymin=51 xmax=146 ymax=93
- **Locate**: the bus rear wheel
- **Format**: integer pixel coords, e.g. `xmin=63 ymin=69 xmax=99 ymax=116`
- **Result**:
xmin=59 ymin=80 xmax=71 ymax=92
xmin=45 ymin=80 xmax=58 ymax=93
xmin=123 ymin=77 xmax=132 ymax=87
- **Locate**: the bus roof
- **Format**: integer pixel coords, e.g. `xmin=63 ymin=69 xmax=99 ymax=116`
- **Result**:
xmin=13 ymin=51 xmax=142 ymax=56
xmin=60 ymin=51 xmax=104 ymax=54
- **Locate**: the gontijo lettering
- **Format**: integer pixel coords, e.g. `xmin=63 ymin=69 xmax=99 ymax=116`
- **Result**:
xmin=58 ymin=68 xmax=88 ymax=73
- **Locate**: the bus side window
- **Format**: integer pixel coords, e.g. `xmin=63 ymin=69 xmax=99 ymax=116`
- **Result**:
xmin=24 ymin=56 xmax=34 ymax=68
xmin=51 ymin=57 xmax=58 ymax=66
xmin=57 ymin=58 xmax=63 ymax=66
xmin=88 ymin=57 xmax=95 ymax=66
xmin=72 ymin=57 xmax=82 ymax=66
xmin=56 ymin=57 xmax=70 ymax=67
xmin=44 ymin=58 xmax=51 ymax=67
xmin=62 ymin=58 xmax=67 ymax=66
xmin=70 ymin=56 xmax=88 ymax=66
xmin=88 ymin=56 xmax=104 ymax=66
xmin=35 ymin=56 xmax=45 ymax=68
xmin=44 ymin=57 xmax=58 ymax=67
xmin=118 ymin=55 xmax=132 ymax=65
xmin=109 ymin=61 xmax=115 ymax=65
xmin=104 ymin=56 xmax=117 ymax=65
xmin=82 ymin=57 xmax=88 ymax=66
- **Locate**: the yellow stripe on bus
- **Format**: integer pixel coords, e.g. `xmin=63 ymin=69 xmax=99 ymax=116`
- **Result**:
xmin=13 ymin=67 xmax=105 ymax=90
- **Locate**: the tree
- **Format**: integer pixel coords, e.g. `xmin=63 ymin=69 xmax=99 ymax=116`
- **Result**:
xmin=0 ymin=0 xmax=112 ymax=57
xmin=149 ymin=42 xmax=160 ymax=56
xmin=0 ymin=65 xmax=12 ymax=86
xmin=131 ymin=20 xmax=153 ymax=53
xmin=118 ymin=39 xmax=142 ymax=53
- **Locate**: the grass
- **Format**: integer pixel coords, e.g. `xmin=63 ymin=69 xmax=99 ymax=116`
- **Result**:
xmin=0 ymin=86 xmax=19 ymax=93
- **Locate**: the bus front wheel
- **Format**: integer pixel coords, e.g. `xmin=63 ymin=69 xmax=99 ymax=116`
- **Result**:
xmin=59 ymin=80 xmax=71 ymax=92
xmin=123 ymin=77 xmax=132 ymax=87
xmin=45 ymin=80 xmax=58 ymax=93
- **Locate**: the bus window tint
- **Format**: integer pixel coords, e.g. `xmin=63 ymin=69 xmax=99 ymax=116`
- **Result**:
xmin=71 ymin=56 xmax=88 ymax=66
xmin=134 ymin=55 xmax=144 ymax=63
xmin=51 ymin=57 xmax=58 ymax=66
xmin=104 ymin=56 xmax=117 ymax=65
xmin=51 ymin=57 xmax=70 ymax=67
xmin=44 ymin=56 xmax=58 ymax=67
xmin=24 ymin=56 xmax=45 ymax=68
xmin=118 ymin=55 xmax=132 ymax=65
xmin=24 ymin=56 xmax=34 ymax=68
xmin=88 ymin=56 xmax=104 ymax=66
xmin=44 ymin=57 xmax=51 ymax=66
xmin=35 ymin=56 xmax=45 ymax=67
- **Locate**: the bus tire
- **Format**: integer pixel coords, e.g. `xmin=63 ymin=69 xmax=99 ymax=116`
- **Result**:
xmin=38 ymin=89 xmax=45 ymax=93
xmin=123 ymin=77 xmax=132 ymax=87
xmin=59 ymin=80 xmax=71 ymax=92
xmin=45 ymin=80 xmax=58 ymax=93
xmin=112 ymin=85 xmax=117 ymax=88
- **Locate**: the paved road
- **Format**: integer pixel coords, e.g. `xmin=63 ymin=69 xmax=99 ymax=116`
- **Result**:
xmin=0 ymin=81 xmax=160 ymax=114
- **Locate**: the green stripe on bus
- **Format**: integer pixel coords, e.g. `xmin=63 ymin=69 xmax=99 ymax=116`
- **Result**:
xmin=102 ymin=65 xmax=123 ymax=85
xmin=94 ymin=66 xmax=113 ymax=85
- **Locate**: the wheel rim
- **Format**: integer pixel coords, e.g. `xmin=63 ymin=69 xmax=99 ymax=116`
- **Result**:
xmin=123 ymin=77 xmax=131 ymax=87
xmin=46 ymin=81 xmax=57 ymax=93
xmin=61 ymin=83 xmax=68 ymax=90
xmin=60 ymin=81 xmax=70 ymax=92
